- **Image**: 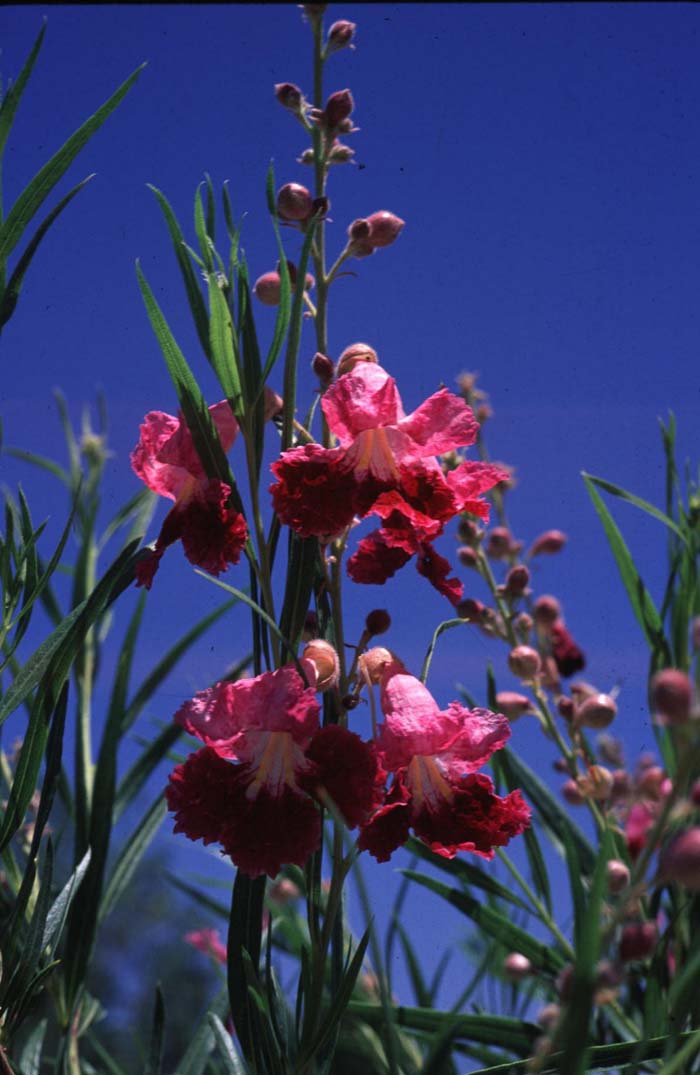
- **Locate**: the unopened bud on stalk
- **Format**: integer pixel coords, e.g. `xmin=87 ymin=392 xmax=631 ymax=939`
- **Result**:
xmin=557 ymin=696 xmax=575 ymax=721
xmin=457 ymin=517 xmax=481 ymax=545
xmin=650 ymin=668 xmax=692 ymax=725
xmin=638 ymin=765 xmax=666 ymax=800
xmin=457 ymin=545 xmax=478 ymax=568
xmin=323 ymin=88 xmax=354 ymax=129
xmin=619 ymin=922 xmax=658 ymax=962
xmin=561 ymin=778 xmax=585 ymax=806
xmin=496 ymin=691 xmax=533 ymax=721
xmin=578 ymin=765 xmax=614 ymax=801
xmin=298 ymin=148 xmax=315 ymax=165
xmin=457 ymin=597 xmax=486 ymax=623
xmin=365 ymin=609 xmax=391 ymax=636
xmin=514 ymin=612 xmax=533 ymax=642
xmin=503 ymin=953 xmax=532 ymax=981
xmin=311 ymin=195 xmax=330 ymax=219
xmin=610 ymin=768 xmax=631 ymax=802
xmin=268 ymin=877 xmax=301 ymax=905
xmin=360 ymin=646 xmax=403 ymax=684
xmin=328 ymin=141 xmax=355 ymax=164
xmin=312 ymin=351 xmax=335 ymax=385
xmin=365 ymin=210 xmax=405 ymax=248
xmin=508 ymin=645 xmax=542 ymax=681
xmin=533 ymin=595 xmax=561 ymax=628
xmin=302 ymin=610 xmax=318 ymax=640
xmin=327 ymin=20 xmax=356 ymax=52
xmin=504 ymin=564 xmax=530 ymax=598
xmin=536 ymin=1004 xmax=561 ymax=1031
xmin=577 ymin=692 xmax=618 ymax=730
xmin=485 ymin=526 xmax=516 ymax=560
xmin=253 ymin=271 xmax=282 ymax=306
xmin=607 ymin=859 xmax=631 ymax=894
xmin=530 ymin=529 xmax=567 ymax=556
xmin=336 ymin=342 xmax=378 ymax=377
xmin=660 ymin=828 xmax=700 ymax=889
xmin=277 ymin=182 xmax=313 ymax=222
xmin=302 ymin=639 xmax=340 ymax=692
xmin=275 ymin=82 xmax=304 ymax=112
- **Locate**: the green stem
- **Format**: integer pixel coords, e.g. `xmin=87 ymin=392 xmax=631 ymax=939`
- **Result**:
xmin=497 ymin=849 xmax=574 ymax=957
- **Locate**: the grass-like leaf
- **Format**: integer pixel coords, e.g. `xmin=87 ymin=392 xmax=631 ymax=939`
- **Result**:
xmin=142 ymin=985 xmax=166 ymax=1075
xmin=208 ymin=1012 xmax=250 ymax=1074
xmin=227 ymin=872 xmax=266 ymax=1065
xmin=348 ymin=1003 xmax=539 ymax=1058
xmin=0 ymin=24 xmax=46 ymax=158
xmin=173 ymin=985 xmax=230 ymax=1075
xmin=100 ymin=795 xmax=167 ymax=923
xmin=405 ymin=838 xmax=532 ymax=915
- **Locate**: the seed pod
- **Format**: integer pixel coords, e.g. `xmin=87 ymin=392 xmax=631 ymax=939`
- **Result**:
xmin=508 ymin=646 xmax=542 ymax=681
xmin=577 ymin=692 xmax=618 ymax=730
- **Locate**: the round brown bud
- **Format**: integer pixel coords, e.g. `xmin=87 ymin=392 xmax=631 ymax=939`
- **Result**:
xmin=302 ymin=610 xmax=318 ymax=641
xmin=619 ymin=922 xmax=658 ymax=962
xmin=457 ymin=598 xmax=486 ymax=623
xmin=253 ymin=271 xmax=282 ymax=306
xmin=496 ymin=691 xmax=533 ymax=721
xmin=508 ymin=645 xmax=542 ymax=681
xmin=328 ymin=142 xmax=354 ymax=164
xmin=514 ymin=612 xmax=534 ymax=640
xmin=607 ymin=859 xmax=631 ymax=894
xmin=457 ymin=545 xmax=478 ymax=569
xmin=365 ymin=609 xmax=391 ymax=636
xmin=312 ymin=351 xmax=335 ymax=385
xmin=457 ymin=517 xmax=481 ymax=545
xmin=323 ymin=89 xmax=354 ymax=129
xmin=577 ymin=692 xmax=618 ymax=730
xmin=298 ymin=148 xmax=315 ymax=166
xmin=348 ymin=218 xmax=371 ymax=242
xmin=365 ymin=210 xmax=405 ymax=248
xmin=530 ymin=529 xmax=567 ymax=556
xmin=557 ymin=696 xmax=575 ymax=721
xmin=561 ymin=778 xmax=585 ymax=806
xmin=610 ymin=768 xmax=631 ymax=803
xmin=485 ymin=526 xmax=515 ymax=560
xmin=275 ymin=82 xmax=303 ymax=112
xmin=327 ymin=20 xmax=356 ymax=52
xmin=336 ymin=342 xmax=378 ymax=377
xmin=360 ymin=647 xmax=402 ymax=685
xmin=504 ymin=564 xmax=530 ymax=598
xmin=637 ymin=765 xmax=666 ymax=800
xmin=503 ymin=953 xmax=532 ymax=981
xmin=277 ymin=183 xmax=313 ymax=222
xmin=579 ymin=765 xmax=614 ymax=801
xmin=660 ymin=828 xmax=700 ymax=889
xmin=302 ymin=639 xmax=340 ymax=692
xmin=533 ymin=594 xmax=561 ymax=628
xmin=311 ymin=196 xmax=330 ymax=219
xmin=650 ymin=668 xmax=692 ymax=725
xmin=536 ymin=1003 xmax=561 ymax=1032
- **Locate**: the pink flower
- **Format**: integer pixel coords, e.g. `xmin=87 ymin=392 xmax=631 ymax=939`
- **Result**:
xmin=270 ymin=363 xmax=507 ymax=597
xmin=550 ymin=620 xmax=586 ymax=678
xmin=358 ymin=668 xmax=530 ymax=862
xmin=185 ymin=928 xmax=227 ymax=964
xmin=166 ymin=664 xmax=382 ymax=878
xmin=131 ymin=401 xmax=247 ymax=588
xmin=625 ymin=801 xmax=656 ymax=860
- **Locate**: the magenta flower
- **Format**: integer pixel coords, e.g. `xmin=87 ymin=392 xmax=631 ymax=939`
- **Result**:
xmin=270 ymin=363 xmax=507 ymax=598
xmin=185 ymin=928 xmax=227 ymax=964
xmin=131 ymin=401 xmax=247 ymax=588
xmin=358 ymin=667 xmax=530 ymax=862
xmin=166 ymin=663 xmax=383 ymax=878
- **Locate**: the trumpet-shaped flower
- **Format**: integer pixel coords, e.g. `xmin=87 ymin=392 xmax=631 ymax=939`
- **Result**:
xmin=131 ymin=401 xmax=247 ymax=588
xmin=358 ymin=668 xmax=530 ymax=861
xmin=166 ymin=664 xmax=382 ymax=878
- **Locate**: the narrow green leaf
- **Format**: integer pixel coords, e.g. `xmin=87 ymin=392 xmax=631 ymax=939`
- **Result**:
xmin=0 ymin=24 xmax=46 ymax=156
xmin=302 ymin=927 xmax=372 ymax=1064
xmin=100 ymin=795 xmax=166 ymax=922
xmin=0 ymin=63 xmax=146 ymax=262
xmin=2 ymin=446 xmax=70 ymax=484
xmin=583 ymin=472 xmax=687 ymax=542
xmin=402 ymin=871 xmax=565 ymax=976
xmin=228 ymin=873 xmax=266 ymax=1065
xmin=174 ymin=986 xmax=229 ymax=1075
xmin=42 ymin=848 xmax=91 ymax=953
xmin=277 ymin=534 xmax=321 ymax=658
xmin=464 ymin=1029 xmax=700 ymax=1074
xmin=208 ymin=1012 xmax=249 ymax=1074
xmin=348 ymin=1003 xmax=539 ymax=1057
xmin=405 ymin=838 xmax=531 ymax=914
xmin=113 ymin=723 xmax=181 ymax=821
xmin=194 ymin=572 xmax=302 ymax=670
xmin=583 ymin=473 xmax=671 ymax=662
xmin=260 ymin=164 xmax=292 ymax=385
xmin=208 ymin=272 xmax=243 ymax=414
xmin=143 ymin=985 xmax=165 ymax=1075
xmin=165 ymin=872 xmax=230 ymax=921
xmin=18 ymin=1016 xmax=47 ymax=1075
xmin=204 ymin=173 xmax=216 ymax=243
xmin=0 ymin=175 xmax=94 ymax=329
xmin=420 ymin=618 xmax=466 ymax=684
xmin=194 ymin=183 xmax=214 ymax=271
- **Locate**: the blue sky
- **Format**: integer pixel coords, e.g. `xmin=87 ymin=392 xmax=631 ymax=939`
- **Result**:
xmin=2 ymin=1 xmax=700 ymax=1020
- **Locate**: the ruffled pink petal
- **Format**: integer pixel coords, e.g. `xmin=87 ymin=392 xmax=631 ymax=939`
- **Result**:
xmin=166 ymin=746 xmax=239 ymax=846
xmin=357 ymin=775 xmax=412 ymax=863
xmin=270 ymin=443 xmax=358 ymax=539
xmin=347 ymin=530 xmax=413 ymax=586
xmin=378 ymin=671 xmax=460 ymax=769
xmin=179 ymin=479 xmax=248 ymax=575
xmin=416 ymin=543 xmax=463 ymax=605
xmin=131 ymin=411 xmax=188 ymax=500
xmin=370 ymin=491 xmax=443 ymax=541
xmin=410 ymin=771 xmax=531 ymax=859
xmin=322 ymin=364 xmax=404 ymax=443
xmin=397 ymin=461 xmax=458 ymax=525
xmin=447 ymin=460 xmax=509 ymax=519
xmin=397 ymin=388 xmax=479 ymax=459
xmin=437 ymin=705 xmax=512 ymax=777
xmin=175 ymin=682 xmax=241 ymax=756
xmin=303 ymin=725 xmax=386 ymax=828
xmin=219 ymin=776 xmax=322 ymax=878
xmin=157 ymin=401 xmax=238 ymax=477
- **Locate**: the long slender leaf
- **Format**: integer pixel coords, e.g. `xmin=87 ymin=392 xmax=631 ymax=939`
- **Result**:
xmin=405 ymin=838 xmax=531 ymax=915
xmin=18 ymin=1016 xmax=47 ymax=1075
xmin=208 ymin=1012 xmax=249 ymax=1074
xmin=42 ymin=848 xmax=91 ymax=953
xmin=174 ymin=986 xmax=230 ymax=1075
xmin=143 ymin=986 xmax=166 ymax=1075
xmin=465 ymin=1029 xmax=700 ymax=1074
xmin=113 ymin=723 xmax=182 ymax=821
xmin=100 ymin=795 xmax=166 ymax=922
xmin=583 ymin=472 xmax=687 ymax=542
xmin=0 ymin=63 xmax=146 ymax=262
xmin=0 ymin=24 xmax=47 ymax=158
xmin=420 ymin=618 xmax=466 ymax=683
xmin=208 ymin=271 xmax=243 ymax=414
xmin=348 ymin=1003 xmax=539 ymax=1057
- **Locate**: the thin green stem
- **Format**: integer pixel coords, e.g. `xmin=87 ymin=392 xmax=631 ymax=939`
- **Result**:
xmin=497 ymin=849 xmax=574 ymax=957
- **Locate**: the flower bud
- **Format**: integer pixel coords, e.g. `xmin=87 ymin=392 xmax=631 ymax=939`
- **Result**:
xmin=268 ymin=877 xmax=301 ymax=905
xmin=328 ymin=141 xmax=355 ymax=164
xmin=503 ymin=953 xmax=532 ymax=981
xmin=562 ymin=779 xmax=585 ymax=805
xmin=298 ymin=148 xmax=315 ymax=165
xmin=457 ymin=517 xmax=481 ymax=545
xmin=365 ymin=210 xmax=405 ymax=248
xmin=359 ymin=646 xmax=402 ymax=685
xmin=691 ymin=779 xmax=700 ymax=808
xmin=610 ymin=768 xmax=631 ymax=803
xmin=514 ymin=612 xmax=534 ymax=640
xmin=327 ymin=20 xmax=356 ymax=53
xmin=277 ymin=183 xmax=313 ymax=222
xmin=457 ymin=597 xmax=486 ymax=623
xmin=577 ymin=692 xmax=617 ymax=730
xmin=365 ymin=609 xmax=391 ymax=636
xmin=551 ymin=620 xmax=586 ymax=678
xmin=638 ymin=765 xmax=666 ymax=800
xmin=650 ymin=668 xmax=692 ymax=725
xmin=533 ymin=595 xmax=561 ymax=628
xmin=660 ymin=828 xmax=700 ymax=889
xmin=496 ymin=691 xmax=533 ymax=721
xmin=619 ymin=922 xmax=658 ymax=962
xmin=336 ymin=342 xmax=378 ymax=377
xmin=302 ymin=610 xmax=318 ymax=640
xmin=323 ymin=89 xmax=354 ymax=129
xmin=311 ymin=195 xmax=330 ymax=219
xmin=557 ymin=696 xmax=575 ymax=721
xmin=536 ymin=1004 xmax=561 ymax=1032
xmin=263 ymin=388 xmax=284 ymax=422
xmin=508 ymin=645 xmax=542 ymax=681
xmin=275 ymin=82 xmax=303 ymax=112
xmin=312 ymin=351 xmax=335 ymax=385
xmin=504 ymin=564 xmax=530 ymax=598
xmin=485 ymin=526 xmax=516 ymax=560
xmin=530 ymin=529 xmax=567 ymax=556
xmin=348 ymin=218 xmax=371 ymax=242
xmin=578 ymin=765 xmax=614 ymax=801
xmin=302 ymin=639 xmax=340 ymax=692
xmin=302 ymin=4 xmax=327 ymax=23
xmin=457 ymin=545 xmax=478 ymax=569
xmin=607 ymin=859 xmax=631 ymax=894
xmin=253 ymin=271 xmax=282 ymax=306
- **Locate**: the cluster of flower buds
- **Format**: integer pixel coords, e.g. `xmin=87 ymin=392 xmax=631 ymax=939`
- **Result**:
xmin=346 ymin=211 xmax=405 ymax=258
xmin=456 ymin=370 xmax=492 ymax=425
